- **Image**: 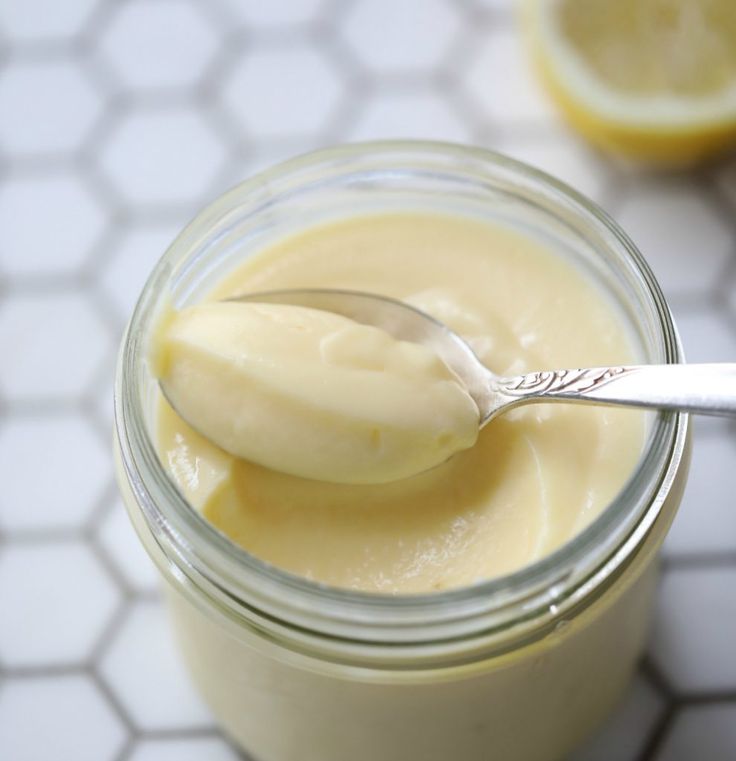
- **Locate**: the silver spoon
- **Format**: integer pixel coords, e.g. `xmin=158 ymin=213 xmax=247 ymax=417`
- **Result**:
xmin=233 ymin=288 xmax=736 ymax=423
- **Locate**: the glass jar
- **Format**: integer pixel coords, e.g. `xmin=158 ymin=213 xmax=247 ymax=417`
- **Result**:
xmin=114 ymin=141 xmax=690 ymax=761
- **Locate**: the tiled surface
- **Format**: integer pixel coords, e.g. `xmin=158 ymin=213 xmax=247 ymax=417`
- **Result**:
xmin=0 ymin=2 xmax=735 ymax=760
xmin=0 ymin=675 xmax=127 ymax=761
xmin=99 ymin=600 xmax=214 ymax=731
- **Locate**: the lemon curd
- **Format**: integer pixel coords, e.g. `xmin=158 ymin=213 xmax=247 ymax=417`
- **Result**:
xmin=156 ymin=211 xmax=645 ymax=594
xmin=156 ymin=301 xmax=480 ymax=485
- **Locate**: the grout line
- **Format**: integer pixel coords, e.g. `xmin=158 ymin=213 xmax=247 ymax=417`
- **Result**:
xmin=139 ymin=726 xmax=221 ymax=740
xmin=674 ymin=691 xmax=736 ymax=705
xmin=661 ymin=552 xmax=736 ymax=571
xmin=91 ymin=668 xmax=139 ymax=735
xmin=640 ymin=656 xmax=676 ymax=702
xmin=113 ymin=737 xmax=135 ymax=761
xmin=88 ymin=597 xmax=131 ymax=665
xmin=4 ymin=528 xmax=86 ymax=544
xmin=1 ymin=663 xmax=88 ymax=679
xmin=637 ymin=703 xmax=678 ymax=761
xmin=223 ymin=733 xmax=257 ymax=761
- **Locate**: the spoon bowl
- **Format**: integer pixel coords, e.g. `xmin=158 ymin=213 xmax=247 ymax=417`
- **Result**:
xmin=232 ymin=288 xmax=496 ymax=420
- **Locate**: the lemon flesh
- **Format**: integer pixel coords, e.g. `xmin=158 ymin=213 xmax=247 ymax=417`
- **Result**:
xmin=526 ymin=0 xmax=736 ymax=164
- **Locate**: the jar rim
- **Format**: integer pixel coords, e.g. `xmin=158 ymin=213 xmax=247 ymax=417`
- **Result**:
xmin=115 ymin=140 xmax=688 ymax=654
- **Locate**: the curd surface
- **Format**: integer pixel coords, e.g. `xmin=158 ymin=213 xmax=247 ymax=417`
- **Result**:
xmin=157 ymin=211 xmax=645 ymax=593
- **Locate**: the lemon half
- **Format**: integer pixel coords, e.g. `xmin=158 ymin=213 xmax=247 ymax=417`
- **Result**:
xmin=524 ymin=0 xmax=736 ymax=164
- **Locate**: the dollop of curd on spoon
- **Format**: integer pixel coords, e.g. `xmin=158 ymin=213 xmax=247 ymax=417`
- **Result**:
xmin=154 ymin=301 xmax=480 ymax=484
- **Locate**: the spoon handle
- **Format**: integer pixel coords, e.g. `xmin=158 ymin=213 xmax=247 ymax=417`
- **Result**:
xmin=495 ymin=363 xmax=736 ymax=416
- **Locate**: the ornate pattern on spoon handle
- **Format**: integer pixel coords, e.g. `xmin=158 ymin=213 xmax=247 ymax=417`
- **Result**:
xmin=497 ymin=366 xmax=632 ymax=398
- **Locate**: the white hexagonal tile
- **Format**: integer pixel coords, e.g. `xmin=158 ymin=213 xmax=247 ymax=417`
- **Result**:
xmin=129 ymin=737 xmax=241 ymax=761
xmin=97 ymin=106 xmax=227 ymax=209
xmin=665 ymin=430 xmax=736 ymax=557
xmin=0 ymin=415 xmax=110 ymax=532
xmin=97 ymin=0 xmax=219 ymax=92
xmin=97 ymin=498 xmax=159 ymax=594
xmin=0 ymin=542 xmax=119 ymax=667
xmin=463 ymin=27 xmax=557 ymax=125
xmin=221 ymin=43 xmax=346 ymax=140
xmin=217 ymin=0 xmax=325 ymax=27
xmin=673 ymin=306 xmax=736 ymax=364
xmin=568 ymin=673 xmax=665 ymax=761
xmin=650 ymin=567 xmax=736 ymax=693
xmin=0 ymin=60 xmax=103 ymax=158
xmin=340 ymin=0 xmax=462 ymax=74
xmin=100 ymin=600 xmax=213 ymax=731
xmin=653 ymin=704 xmax=736 ymax=761
xmin=347 ymin=89 xmax=470 ymax=142
xmin=0 ymin=292 xmax=109 ymax=401
xmin=615 ymin=183 xmax=732 ymax=298
xmin=0 ymin=0 xmax=99 ymax=43
xmin=0 ymin=171 xmax=109 ymax=278
xmin=97 ymin=220 xmax=181 ymax=321
xmin=0 ymin=676 xmax=126 ymax=761
xmin=494 ymin=132 xmax=611 ymax=203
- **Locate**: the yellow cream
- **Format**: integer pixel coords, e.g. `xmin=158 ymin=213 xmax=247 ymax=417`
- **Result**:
xmin=156 ymin=301 xmax=479 ymax=484
xmin=156 ymin=211 xmax=645 ymax=593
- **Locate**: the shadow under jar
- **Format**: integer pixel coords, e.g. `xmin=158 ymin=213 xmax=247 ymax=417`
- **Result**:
xmin=114 ymin=141 xmax=690 ymax=761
